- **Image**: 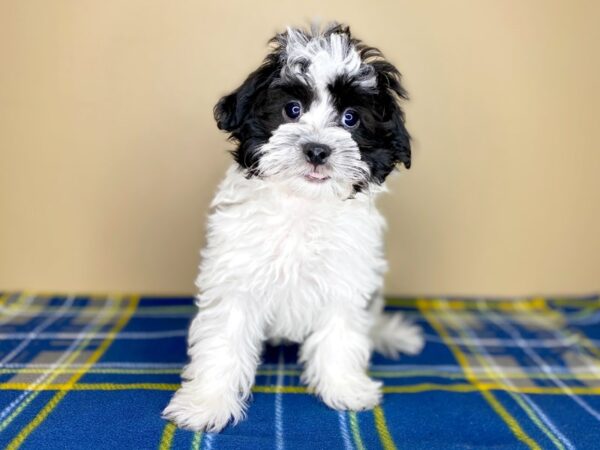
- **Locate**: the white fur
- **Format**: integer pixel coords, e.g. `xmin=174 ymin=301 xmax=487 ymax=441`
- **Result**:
xmin=162 ymin=166 xmax=424 ymax=432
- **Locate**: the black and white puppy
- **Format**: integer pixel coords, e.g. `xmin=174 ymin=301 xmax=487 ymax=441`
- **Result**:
xmin=163 ymin=23 xmax=424 ymax=432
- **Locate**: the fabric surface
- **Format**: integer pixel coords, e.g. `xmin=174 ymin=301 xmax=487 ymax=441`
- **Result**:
xmin=0 ymin=293 xmax=599 ymax=449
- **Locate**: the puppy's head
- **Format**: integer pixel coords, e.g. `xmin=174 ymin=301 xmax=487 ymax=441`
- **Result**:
xmin=214 ymin=23 xmax=411 ymax=199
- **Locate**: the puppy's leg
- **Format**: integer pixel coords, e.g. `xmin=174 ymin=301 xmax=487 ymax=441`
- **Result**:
xmin=300 ymin=305 xmax=382 ymax=411
xmin=369 ymin=293 xmax=424 ymax=359
xmin=163 ymin=298 xmax=263 ymax=432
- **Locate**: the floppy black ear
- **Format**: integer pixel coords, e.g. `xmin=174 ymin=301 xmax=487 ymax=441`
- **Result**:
xmin=372 ymin=60 xmax=412 ymax=169
xmin=213 ymin=57 xmax=280 ymax=133
xmin=390 ymin=111 xmax=411 ymax=169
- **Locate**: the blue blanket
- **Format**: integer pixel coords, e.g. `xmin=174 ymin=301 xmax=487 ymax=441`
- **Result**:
xmin=0 ymin=293 xmax=599 ymax=449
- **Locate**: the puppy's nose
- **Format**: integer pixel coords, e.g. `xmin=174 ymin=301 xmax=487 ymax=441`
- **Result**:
xmin=302 ymin=143 xmax=332 ymax=166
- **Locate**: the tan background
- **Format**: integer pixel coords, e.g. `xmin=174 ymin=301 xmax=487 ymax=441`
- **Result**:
xmin=1 ymin=1 xmax=599 ymax=296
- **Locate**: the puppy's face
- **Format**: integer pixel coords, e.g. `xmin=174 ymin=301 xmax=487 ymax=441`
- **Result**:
xmin=214 ymin=24 xmax=411 ymax=199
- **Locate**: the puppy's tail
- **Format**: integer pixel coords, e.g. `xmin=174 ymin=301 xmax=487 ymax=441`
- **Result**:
xmin=371 ymin=312 xmax=424 ymax=359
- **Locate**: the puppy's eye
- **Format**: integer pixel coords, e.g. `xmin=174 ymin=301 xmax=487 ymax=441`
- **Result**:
xmin=341 ymin=108 xmax=360 ymax=129
xmin=283 ymin=101 xmax=303 ymax=121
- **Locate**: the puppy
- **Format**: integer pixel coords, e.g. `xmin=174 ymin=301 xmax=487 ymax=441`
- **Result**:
xmin=163 ymin=23 xmax=424 ymax=432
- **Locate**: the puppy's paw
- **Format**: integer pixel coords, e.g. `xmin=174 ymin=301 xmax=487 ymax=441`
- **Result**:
xmin=372 ymin=313 xmax=425 ymax=359
xmin=162 ymin=384 xmax=245 ymax=432
xmin=316 ymin=374 xmax=382 ymax=411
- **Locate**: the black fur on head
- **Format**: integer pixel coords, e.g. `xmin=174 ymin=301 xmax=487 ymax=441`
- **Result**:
xmin=213 ymin=23 xmax=411 ymax=185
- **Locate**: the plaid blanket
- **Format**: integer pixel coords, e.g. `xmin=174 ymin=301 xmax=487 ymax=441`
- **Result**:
xmin=0 ymin=293 xmax=599 ymax=449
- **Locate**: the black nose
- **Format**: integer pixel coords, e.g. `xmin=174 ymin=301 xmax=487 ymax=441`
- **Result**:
xmin=302 ymin=143 xmax=332 ymax=166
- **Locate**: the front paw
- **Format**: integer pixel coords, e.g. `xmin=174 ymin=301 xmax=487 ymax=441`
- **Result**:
xmin=315 ymin=374 xmax=382 ymax=411
xmin=162 ymin=383 xmax=245 ymax=432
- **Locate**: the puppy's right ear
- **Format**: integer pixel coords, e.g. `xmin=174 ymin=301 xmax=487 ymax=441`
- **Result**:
xmin=214 ymin=57 xmax=280 ymax=133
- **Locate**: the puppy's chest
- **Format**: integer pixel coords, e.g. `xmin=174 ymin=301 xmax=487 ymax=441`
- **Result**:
xmin=261 ymin=203 xmax=337 ymax=262
xmin=240 ymin=199 xmax=380 ymax=339
xmin=210 ymin=194 xmax=384 ymax=292
xmin=245 ymin=199 xmax=370 ymax=271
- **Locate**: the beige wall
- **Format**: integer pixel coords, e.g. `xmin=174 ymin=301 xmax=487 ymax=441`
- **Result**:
xmin=1 ymin=1 xmax=599 ymax=296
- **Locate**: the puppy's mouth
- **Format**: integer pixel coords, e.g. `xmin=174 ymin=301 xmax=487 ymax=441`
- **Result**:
xmin=304 ymin=170 xmax=331 ymax=183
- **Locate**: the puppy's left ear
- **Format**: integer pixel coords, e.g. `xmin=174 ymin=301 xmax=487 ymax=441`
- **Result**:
xmin=390 ymin=109 xmax=411 ymax=169
xmin=373 ymin=61 xmax=412 ymax=169
xmin=214 ymin=57 xmax=279 ymax=133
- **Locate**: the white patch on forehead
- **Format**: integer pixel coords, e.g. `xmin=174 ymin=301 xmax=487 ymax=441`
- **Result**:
xmin=283 ymin=28 xmax=376 ymax=89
